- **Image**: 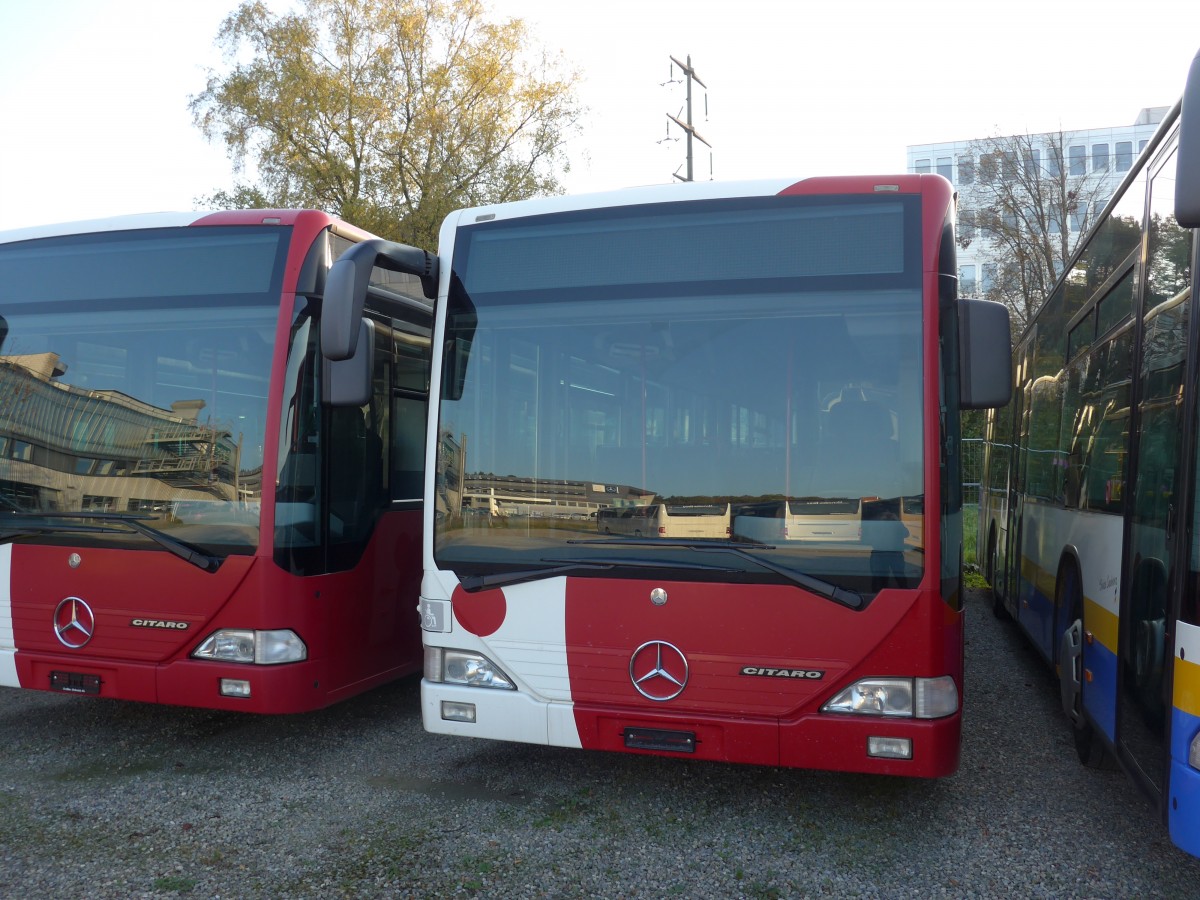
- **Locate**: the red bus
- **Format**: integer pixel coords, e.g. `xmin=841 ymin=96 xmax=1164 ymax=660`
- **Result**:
xmin=414 ymin=177 xmax=1010 ymax=776
xmin=0 ymin=210 xmax=436 ymax=713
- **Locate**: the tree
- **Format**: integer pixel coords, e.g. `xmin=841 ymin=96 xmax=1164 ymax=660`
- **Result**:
xmin=190 ymin=0 xmax=582 ymax=248
xmin=958 ymin=130 xmax=1112 ymax=334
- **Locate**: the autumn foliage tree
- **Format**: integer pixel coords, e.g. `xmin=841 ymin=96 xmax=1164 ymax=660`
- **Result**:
xmin=190 ymin=0 xmax=582 ymax=247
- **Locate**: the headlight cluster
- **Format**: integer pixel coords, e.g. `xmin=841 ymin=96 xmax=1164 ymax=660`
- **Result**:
xmin=424 ymin=647 xmax=514 ymax=689
xmin=822 ymin=676 xmax=958 ymax=719
xmin=191 ymin=629 xmax=307 ymax=665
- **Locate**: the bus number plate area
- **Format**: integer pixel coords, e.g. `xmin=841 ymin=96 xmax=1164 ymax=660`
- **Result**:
xmin=49 ymin=671 xmax=102 ymax=695
xmin=623 ymin=727 xmax=696 ymax=753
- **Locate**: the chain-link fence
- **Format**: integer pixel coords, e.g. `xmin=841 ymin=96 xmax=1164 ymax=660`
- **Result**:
xmin=961 ymin=438 xmax=986 ymax=565
xmin=961 ymin=437 xmax=985 ymax=506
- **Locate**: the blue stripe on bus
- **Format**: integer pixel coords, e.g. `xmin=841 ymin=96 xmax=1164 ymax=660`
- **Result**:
xmin=1170 ymin=705 xmax=1200 ymax=857
xmin=1084 ymin=636 xmax=1117 ymax=742
xmin=1020 ymin=573 xmax=1055 ymax=662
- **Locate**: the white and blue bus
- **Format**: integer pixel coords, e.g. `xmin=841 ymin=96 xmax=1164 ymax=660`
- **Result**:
xmin=979 ymin=49 xmax=1200 ymax=856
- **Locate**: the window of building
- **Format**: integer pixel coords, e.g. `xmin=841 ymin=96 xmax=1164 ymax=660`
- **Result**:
xmin=1047 ymin=146 xmax=1062 ymax=178
xmin=1069 ymin=145 xmax=1086 ymax=176
xmin=936 ymin=157 xmax=952 ymax=180
xmin=915 ymin=158 xmax=931 ymax=174
xmin=958 ymin=155 xmax=975 ymax=185
xmin=1093 ymin=143 xmax=1110 ymax=172
xmin=959 ymin=209 xmax=976 ymax=243
xmin=1024 ymin=148 xmax=1040 ymax=176
xmin=1139 ymin=139 xmax=1148 ymax=153
xmin=979 ymin=153 xmax=997 ymax=183
xmin=1002 ymin=151 xmax=1019 ymax=181
xmin=1116 ymin=141 xmax=1133 ymax=171
xmin=981 ymin=264 xmax=996 ymax=293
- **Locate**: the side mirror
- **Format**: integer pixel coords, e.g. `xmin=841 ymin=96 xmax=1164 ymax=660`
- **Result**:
xmin=1176 ymin=49 xmax=1200 ymax=228
xmin=325 ymin=319 xmax=375 ymax=407
xmin=959 ymin=297 xmax=1012 ymax=410
xmin=322 ymin=239 xmax=438 ymax=361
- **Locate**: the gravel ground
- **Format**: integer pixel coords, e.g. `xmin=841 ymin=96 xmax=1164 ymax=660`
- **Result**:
xmin=2 ymin=586 xmax=1199 ymax=899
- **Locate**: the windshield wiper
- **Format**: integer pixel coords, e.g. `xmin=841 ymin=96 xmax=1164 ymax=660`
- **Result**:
xmin=0 ymin=511 xmax=222 ymax=573
xmin=457 ymin=556 xmax=740 ymax=592
xmin=568 ymin=538 xmax=864 ymax=610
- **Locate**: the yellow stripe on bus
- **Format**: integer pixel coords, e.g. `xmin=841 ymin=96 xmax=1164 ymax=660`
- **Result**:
xmin=1084 ymin=597 xmax=1119 ymax=655
xmin=1174 ymin=654 xmax=1200 ymax=719
xmin=1017 ymin=553 xmax=1118 ymax=654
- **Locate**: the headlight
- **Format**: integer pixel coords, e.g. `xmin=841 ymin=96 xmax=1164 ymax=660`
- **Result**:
xmin=424 ymin=646 xmax=514 ymax=689
xmin=1190 ymin=732 xmax=1200 ymax=771
xmin=822 ymin=676 xmax=957 ymax=719
xmin=192 ymin=629 xmax=307 ymax=665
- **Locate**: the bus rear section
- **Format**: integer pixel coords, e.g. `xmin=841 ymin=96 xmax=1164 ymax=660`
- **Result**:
xmin=0 ymin=211 xmax=435 ymax=712
xmin=420 ymin=176 xmax=1010 ymax=775
xmin=598 ymin=502 xmax=730 ymax=538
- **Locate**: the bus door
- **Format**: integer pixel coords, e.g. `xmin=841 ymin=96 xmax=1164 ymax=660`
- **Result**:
xmin=1118 ymin=145 xmax=1190 ymax=794
xmin=1006 ymin=335 xmax=1036 ymax=618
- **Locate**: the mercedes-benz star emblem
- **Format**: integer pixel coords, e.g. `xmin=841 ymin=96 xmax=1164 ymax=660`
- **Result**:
xmin=53 ymin=597 xmax=95 ymax=649
xmin=629 ymin=640 xmax=689 ymax=701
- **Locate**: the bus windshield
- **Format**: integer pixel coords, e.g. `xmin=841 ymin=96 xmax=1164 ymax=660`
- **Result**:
xmin=0 ymin=227 xmax=288 ymax=554
xmin=435 ymin=195 xmax=926 ymax=595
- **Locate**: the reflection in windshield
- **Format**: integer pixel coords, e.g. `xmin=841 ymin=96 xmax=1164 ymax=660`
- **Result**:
xmin=0 ymin=229 xmax=284 ymax=553
xmin=435 ymin=306 xmax=925 ymax=591
xmin=0 ymin=311 xmax=272 ymax=550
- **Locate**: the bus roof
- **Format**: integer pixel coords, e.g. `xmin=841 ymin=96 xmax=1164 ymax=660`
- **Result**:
xmin=439 ymin=175 xmax=937 ymax=233
xmin=0 ymin=209 xmax=357 ymax=246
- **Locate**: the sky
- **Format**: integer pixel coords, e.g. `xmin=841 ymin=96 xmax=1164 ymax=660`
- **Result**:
xmin=0 ymin=0 xmax=1197 ymax=232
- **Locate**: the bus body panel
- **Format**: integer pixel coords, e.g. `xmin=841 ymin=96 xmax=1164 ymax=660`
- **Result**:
xmin=1172 ymin=625 xmax=1200 ymax=856
xmin=423 ymin=175 xmax=965 ymax=775
xmin=430 ymin=573 xmax=962 ymax=774
xmin=1 ymin=509 xmax=422 ymax=711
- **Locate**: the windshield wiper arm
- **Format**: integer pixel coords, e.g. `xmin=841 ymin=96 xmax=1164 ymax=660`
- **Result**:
xmin=458 ymin=561 xmax=616 ymax=591
xmin=457 ymin=555 xmax=741 ymax=592
xmin=0 ymin=511 xmax=221 ymax=572
xmin=568 ymin=538 xmax=864 ymax=610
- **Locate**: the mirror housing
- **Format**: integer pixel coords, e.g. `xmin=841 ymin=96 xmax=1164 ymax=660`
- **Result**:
xmin=959 ymin=297 xmax=1012 ymax=410
xmin=1177 ymin=49 xmax=1200 ymax=227
xmin=325 ymin=319 xmax=375 ymax=407
xmin=321 ymin=238 xmax=438 ymax=361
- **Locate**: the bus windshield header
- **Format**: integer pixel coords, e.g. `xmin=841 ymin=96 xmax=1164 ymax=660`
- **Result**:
xmin=456 ymin=196 xmax=920 ymax=300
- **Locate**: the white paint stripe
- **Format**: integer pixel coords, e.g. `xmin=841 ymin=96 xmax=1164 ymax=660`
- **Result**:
xmin=1177 ymin=620 xmax=1200 ymax=662
xmin=0 ymin=544 xmax=19 ymax=687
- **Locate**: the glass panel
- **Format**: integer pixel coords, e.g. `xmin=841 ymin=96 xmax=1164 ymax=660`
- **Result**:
xmin=0 ymin=228 xmax=286 ymax=554
xmin=1069 ymin=145 xmax=1086 ymax=177
xmin=1121 ymin=146 xmax=1189 ymax=790
xmin=437 ymin=196 xmax=925 ymax=597
xmin=1116 ymin=141 xmax=1134 ymax=172
xmin=957 ymin=155 xmax=975 ymax=185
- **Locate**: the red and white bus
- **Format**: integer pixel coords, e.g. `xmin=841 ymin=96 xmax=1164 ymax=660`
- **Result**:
xmin=0 ymin=209 xmax=436 ymax=713
xmin=416 ymin=176 xmax=1010 ymax=776
xmin=979 ymin=51 xmax=1200 ymax=856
